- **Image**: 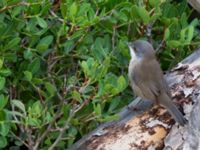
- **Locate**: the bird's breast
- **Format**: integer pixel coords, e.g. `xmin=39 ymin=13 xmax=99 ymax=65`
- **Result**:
xmin=128 ymin=58 xmax=140 ymax=72
xmin=131 ymin=80 xmax=145 ymax=99
xmin=128 ymin=59 xmax=145 ymax=98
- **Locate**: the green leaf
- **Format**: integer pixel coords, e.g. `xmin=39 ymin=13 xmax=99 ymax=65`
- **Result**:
xmin=0 ymin=136 xmax=7 ymax=148
xmin=0 ymin=95 xmax=8 ymax=110
xmin=164 ymin=28 xmax=170 ymax=40
xmin=63 ymin=40 xmax=74 ymax=54
xmin=0 ymin=69 xmax=12 ymax=77
xmin=149 ymin=0 xmax=160 ymax=7
xmin=108 ymin=97 xmax=120 ymax=112
xmin=44 ymin=112 xmax=52 ymax=122
xmin=45 ymin=82 xmax=56 ymax=96
xmin=94 ymin=103 xmax=101 ymax=116
xmin=36 ymin=35 xmax=54 ymax=53
xmin=69 ymin=127 xmax=78 ymax=136
xmin=150 ymin=7 xmax=162 ymax=22
xmin=23 ymin=50 xmax=33 ymax=60
xmin=32 ymin=78 xmax=43 ymax=85
xmin=36 ymin=17 xmax=48 ymax=28
xmin=4 ymin=37 xmax=21 ymax=50
xmin=60 ymin=2 xmax=67 ymax=18
xmin=167 ymin=40 xmax=181 ymax=48
xmin=71 ymin=90 xmax=82 ymax=103
xmin=114 ymin=11 xmax=128 ymax=22
xmin=8 ymin=110 xmax=25 ymax=119
xmin=110 ymin=87 xmax=119 ymax=95
xmin=24 ymin=71 xmax=32 ymax=81
xmin=180 ymin=28 xmax=186 ymax=42
xmin=80 ymin=85 xmax=94 ymax=94
xmin=0 ymin=59 xmax=3 ymax=69
xmin=31 ymin=101 xmax=42 ymax=117
xmin=103 ymin=114 xmax=119 ymax=122
xmin=0 ymin=110 xmax=6 ymax=121
xmin=27 ymin=101 xmax=43 ymax=122
xmin=138 ymin=7 xmax=150 ymax=24
xmin=11 ymin=100 xmax=26 ymax=115
xmin=100 ymin=57 xmax=110 ymax=77
xmin=70 ymin=2 xmax=77 ymax=17
xmin=190 ymin=18 xmax=199 ymax=27
xmin=186 ymin=25 xmax=194 ymax=42
xmin=62 ymin=104 xmax=70 ymax=118
xmin=0 ymin=122 xmax=9 ymax=136
xmin=80 ymin=58 xmax=97 ymax=79
xmin=27 ymin=117 xmax=41 ymax=126
xmin=117 ymin=76 xmax=127 ymax=92
xmin=80 ymin=61 xmax=89 ymax=76
xmin=0 ymin=77 xmax=5 ymax=90
xmin=28 ymin=58 xmax=40 ymax=74
xmin=131 ymin=5 xmax=140 ymax=19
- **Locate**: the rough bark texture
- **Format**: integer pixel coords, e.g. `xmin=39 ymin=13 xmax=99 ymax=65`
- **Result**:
xmin=69 ymin=49 xmax=200 ymax=150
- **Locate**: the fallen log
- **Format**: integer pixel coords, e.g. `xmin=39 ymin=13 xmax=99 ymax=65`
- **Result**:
xmin=69 ymin=49 xmax=200 ymax=150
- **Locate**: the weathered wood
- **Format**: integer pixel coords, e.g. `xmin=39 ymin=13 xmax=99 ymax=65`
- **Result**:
xmin=164 ymin=49 xmax=200 ymax=150
xmin=183 ymin=95 xmax=200 ymax=150
xmin=69 ymin=49 xmax=200 ymax=150
xmin=188 ymin=0 xmax=200 ymax=13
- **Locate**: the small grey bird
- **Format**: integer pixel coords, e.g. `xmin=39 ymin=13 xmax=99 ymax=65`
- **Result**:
xmin=128 ymin=40 xmax=187 ymax=126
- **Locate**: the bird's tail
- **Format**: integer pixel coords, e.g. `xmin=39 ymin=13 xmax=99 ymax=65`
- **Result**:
xmin=159 ymin=93 xmax=187 ymax=126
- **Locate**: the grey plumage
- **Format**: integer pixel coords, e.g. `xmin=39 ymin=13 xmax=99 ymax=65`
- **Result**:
xmin=128 ymin=40 xmax=187 ymax=126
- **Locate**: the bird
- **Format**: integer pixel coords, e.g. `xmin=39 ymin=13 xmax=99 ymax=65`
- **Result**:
xmin=127 ymin=40 xmax=187 ymax=126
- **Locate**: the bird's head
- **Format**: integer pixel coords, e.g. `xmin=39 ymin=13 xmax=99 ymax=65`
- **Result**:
xmin=127 ymin=40 xmax=155 ymax=61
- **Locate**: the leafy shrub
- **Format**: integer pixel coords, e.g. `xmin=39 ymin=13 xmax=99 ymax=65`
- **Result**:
xmin=0 ymin=0 xmax=198 ymax=149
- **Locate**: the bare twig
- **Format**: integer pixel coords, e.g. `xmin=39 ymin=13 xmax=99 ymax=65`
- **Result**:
xmin=0 ymin=2 xmax=29 ymax=13
xmin=11 ymin=131 xmax=30 ymax=149
xmin=112 ymin=26 xmax=116 ymax=51
xmin=63 ymin=74 xmax=67 ymax=96
xmin=36 ymin=87 xmax=45 ymax=104
xmin=75 ymin=28 xmax=90 ymax=47
xmin=48 ymin=96 xmax=93 ymax=150
xmin=49 ymin=9 xmax=73 ymax=28
xmin=47 ymin=53 xmax=64 ymax=101
xmin=10 ymin=87 xmax=19 ymax=124
xmin=145 ymin=21 xmax=166 ymax=53
xmin=49 ymin=9 xmax=65 ymax=23
xmin=127 ymin=22 xmax=131 ymax=36
xmin=33 ymin=53 xmax=69 ymax=149
xmin=146 ymin=23 xmax=153 ymax=44
xmin=26 ymin=127 xmax=34 ymax=149
xmin=48 ymin=110 xmax=75 ymax=150
xmin=155 ymin=39 xmax=165 ymax=53
xmin=0 ymin=1 xmax=45 ymax=13
xmin=33 ymin=111 xmax=62 ymax=150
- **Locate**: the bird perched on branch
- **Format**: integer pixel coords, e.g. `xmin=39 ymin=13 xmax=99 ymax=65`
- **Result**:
xmin=128 ymin=40 xmax=187 ymax=126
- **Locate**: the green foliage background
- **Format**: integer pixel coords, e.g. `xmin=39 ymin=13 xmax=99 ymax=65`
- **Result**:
xmin=0 ymin=0 xmax=199 ymax=149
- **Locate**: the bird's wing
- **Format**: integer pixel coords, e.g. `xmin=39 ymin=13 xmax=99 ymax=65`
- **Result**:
xmin=131 ymin=60 xmax=166 ymax=101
